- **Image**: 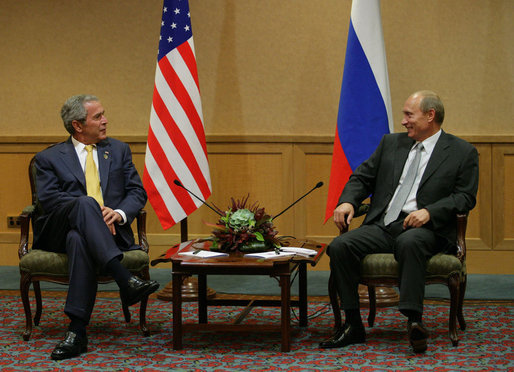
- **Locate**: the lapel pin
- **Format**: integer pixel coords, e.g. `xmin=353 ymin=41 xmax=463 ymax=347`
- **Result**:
xmin=104 ymin=151 xmax=109 ymax=159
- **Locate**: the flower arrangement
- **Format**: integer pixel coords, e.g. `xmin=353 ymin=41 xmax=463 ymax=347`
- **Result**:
xmin=206 ymin=195 xmax=280 ymax=253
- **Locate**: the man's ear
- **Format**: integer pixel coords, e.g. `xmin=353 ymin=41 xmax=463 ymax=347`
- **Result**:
xmin=71 ymin=120 xmax=83 ymax=133
xmin=426 ymin=108 xmax=436 ymax=123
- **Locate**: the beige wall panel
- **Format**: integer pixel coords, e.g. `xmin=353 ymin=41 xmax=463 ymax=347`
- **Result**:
xmin=292 ymin=144 xmax=334 ymax=272
xmin=493 ymin=145 xmax=514 ymax=250
xmin=467 ymin=250 xmax=514 ymax=274
xmin=505 ymin=154 xmax=514 ymax=243
xmin=295 ymin=145 xmax=339 ymax=241
xmin=207 ymin=143 xmax=294 ymax=238
xmin=0 ymin=242 xmax=19 ymax=266
xmin=304 ymin=153 xmax=337 ymax=239
xmin=466 ymin=144 xmax=492 ymax=250
xmin=0 ymin=153 xmax=34 ymax=233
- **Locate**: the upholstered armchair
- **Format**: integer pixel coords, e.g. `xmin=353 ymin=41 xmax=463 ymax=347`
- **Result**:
xmin=18 ymin=156 xmax=152 ymax=341
xmin=328 ymin=205 xmax=468 ymax=346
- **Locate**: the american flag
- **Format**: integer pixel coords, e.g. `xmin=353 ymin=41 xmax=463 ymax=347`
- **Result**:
xmin=143 ymin=0 xmax=212 ymax=230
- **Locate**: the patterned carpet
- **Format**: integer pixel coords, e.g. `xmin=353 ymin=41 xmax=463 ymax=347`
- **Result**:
xmin=0 ymin=292 xmax=513 ymax=371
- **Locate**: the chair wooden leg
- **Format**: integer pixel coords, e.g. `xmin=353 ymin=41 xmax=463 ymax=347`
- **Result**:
xmin=139 ymin=268 xmax=150 ymax=336
xmin=367 ymin=285 xmax=376 ymax=327
xmin=328 ymin=273 xmax=342 ymax=329
xmin=139 ymin=296 xmax=150 ymax=336
xmin=33 ymin=281 xmax=42 ymax=326
xmin=458 ymin=274 xmax=467 ymax=331
xmin=122 ymin=303 xmax=131 ymax=323
xmin=20 ymin=272 xmax=33 ymax=341
xmin=448 ymin=273 xmax=460 ymax=346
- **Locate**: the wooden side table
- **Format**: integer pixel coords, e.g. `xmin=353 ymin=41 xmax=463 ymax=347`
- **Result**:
xmin=169 ymin=239 xmax=326 ymax=352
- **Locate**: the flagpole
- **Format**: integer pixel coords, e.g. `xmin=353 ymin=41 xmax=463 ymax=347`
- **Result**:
xmin=181 ymin=217 xmax=188 ymax=242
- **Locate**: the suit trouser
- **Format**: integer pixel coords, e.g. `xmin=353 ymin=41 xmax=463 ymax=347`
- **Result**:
xmin=328 ymin=219 xmax=442 ymax=314
xmin=35 ymin=196 xmax=124 ymax=323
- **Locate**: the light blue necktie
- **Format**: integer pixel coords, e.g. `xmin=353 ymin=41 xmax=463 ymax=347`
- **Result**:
xmin=384 ymin=143 xmax=423 ymax=226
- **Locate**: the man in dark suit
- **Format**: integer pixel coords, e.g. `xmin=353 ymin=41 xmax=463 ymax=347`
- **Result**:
xmin=33 ymin=94 xmax=159 ymax=360
xmin=320 ymin=91 xmax=479 ymax=353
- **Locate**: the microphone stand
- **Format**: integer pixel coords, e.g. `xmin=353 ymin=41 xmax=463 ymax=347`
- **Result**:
xmin=273 ymin=182 xmax=323 ymax=220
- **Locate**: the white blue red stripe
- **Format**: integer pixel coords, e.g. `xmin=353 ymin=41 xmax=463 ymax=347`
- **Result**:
xmin=325 ymin=0 xmax=393 ymax=222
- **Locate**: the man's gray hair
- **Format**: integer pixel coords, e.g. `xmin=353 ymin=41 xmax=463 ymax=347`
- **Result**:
xmin=417 ymin=90 xmax=445 ymax=125
xmin=61 ymin=94 xmax=99 ymax=134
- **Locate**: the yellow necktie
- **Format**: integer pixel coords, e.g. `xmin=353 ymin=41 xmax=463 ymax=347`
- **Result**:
xmin=85 ymin=145 xmax=104 ymax=206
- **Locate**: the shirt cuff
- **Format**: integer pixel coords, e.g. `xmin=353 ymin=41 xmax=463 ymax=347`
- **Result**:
xmin=115 ymin=209 xmax=127 ymax=225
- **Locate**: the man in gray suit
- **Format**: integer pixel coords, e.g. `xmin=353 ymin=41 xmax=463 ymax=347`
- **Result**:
xmin=320 ymin=91 xmax=479 ymax=353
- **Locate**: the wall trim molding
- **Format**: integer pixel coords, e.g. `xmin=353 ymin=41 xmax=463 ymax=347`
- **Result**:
xmin=1 ymin=134 xmax=513 ymax=147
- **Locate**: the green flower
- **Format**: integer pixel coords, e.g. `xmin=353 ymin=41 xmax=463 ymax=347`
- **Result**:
xmin=228 ymin=208 xmax=255 ymax=231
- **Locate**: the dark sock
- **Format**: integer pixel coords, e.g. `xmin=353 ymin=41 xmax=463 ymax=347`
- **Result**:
xmin=68 ymin=315 xmax=87 ymax=338
xmin=344 ymin=309 xmax=363 ymax=327
xmin=401 ymin=309 xmax=422 ymax=323
xmin=105 ymin=257 xmax=132 ymax=290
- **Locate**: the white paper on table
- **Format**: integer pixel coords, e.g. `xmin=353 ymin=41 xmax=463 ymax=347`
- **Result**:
xmin=279 ymin=247 xmax=318 ymax=257
xmin=178 ymin=251 xmax=229 ymax=258
xmin=244 ymin=251 xmax=296 ymax=259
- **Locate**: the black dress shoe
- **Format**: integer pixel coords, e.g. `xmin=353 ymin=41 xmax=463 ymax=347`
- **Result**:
xmin=120 ymin=276 xmax=160 ymax=306
xmin=319 ymin=323 xmax=366 ymax=349
xmin=408 ymin=321 xmax=429 ymax=353
xmin=50 ymin=331 xmax=88 ymax=360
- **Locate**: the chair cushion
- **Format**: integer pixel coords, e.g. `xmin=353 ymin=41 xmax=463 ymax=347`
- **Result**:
xmin=120 ymin=249 xmax=150 ymax=272
xmin=361 ymin=252 xmax=463 ymax=279
xmin=426 ymin=252 xmax=463 ymax=277
xmin=361 ymin=254 xmax=398 ymax=278
xmin=19 ymin=249 xmax=69 ymax=276
xmin=19 ymin=249 xmax=149 ymax=277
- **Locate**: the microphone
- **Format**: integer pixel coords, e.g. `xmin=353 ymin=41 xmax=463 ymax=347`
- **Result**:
xmin=273 ymin=181 xmax=324 ymax=220
xmin=173 ymin=179 xmax=224 ymax=216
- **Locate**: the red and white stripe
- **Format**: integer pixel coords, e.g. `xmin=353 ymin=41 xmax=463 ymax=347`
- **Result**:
xmin=144 ymin=38 xmax=211 ymax=229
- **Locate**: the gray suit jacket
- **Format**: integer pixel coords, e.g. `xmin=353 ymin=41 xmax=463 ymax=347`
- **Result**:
xmin=339 ymin=131 xmax=479 ymax=244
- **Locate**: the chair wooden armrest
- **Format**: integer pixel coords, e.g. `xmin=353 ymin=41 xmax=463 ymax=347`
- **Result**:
xmin=455 ymin=214 xmax=468 ymax=262
xmin=18 ymin=209 xmax=33 ymax=259
xmin=137 ymin=209 xmax=149 ymax=253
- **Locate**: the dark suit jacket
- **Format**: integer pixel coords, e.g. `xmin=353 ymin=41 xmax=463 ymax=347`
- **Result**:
xmin=33 ymin=137 xmax=147 ymax=250
xmin=339 ymin=131 xmax=479 ymax=244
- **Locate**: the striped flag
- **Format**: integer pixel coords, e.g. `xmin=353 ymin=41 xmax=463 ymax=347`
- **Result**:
xmin=325 ymin=0 xmax=393 ymax=222
xmin=144 ymin=0 xmax=211 ymax=230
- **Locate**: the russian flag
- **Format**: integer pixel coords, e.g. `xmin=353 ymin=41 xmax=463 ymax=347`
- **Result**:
xmin=325 ymin=0 xmax=393 ymax=222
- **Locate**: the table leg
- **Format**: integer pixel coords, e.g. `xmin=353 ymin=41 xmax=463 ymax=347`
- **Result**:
xmin=198 ymin=274 xmax=208 ymax=324
xmin=298 ymin=263 xmax=308 ymax=327
xmin=172 ymin=273 xmax=183 ymax=350
xmin=280 ymin=273 xmax=291 ymax=352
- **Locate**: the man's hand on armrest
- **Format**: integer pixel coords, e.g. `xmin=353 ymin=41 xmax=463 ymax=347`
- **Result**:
xmin=334 ymin=202 xmax=355 ymax=232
